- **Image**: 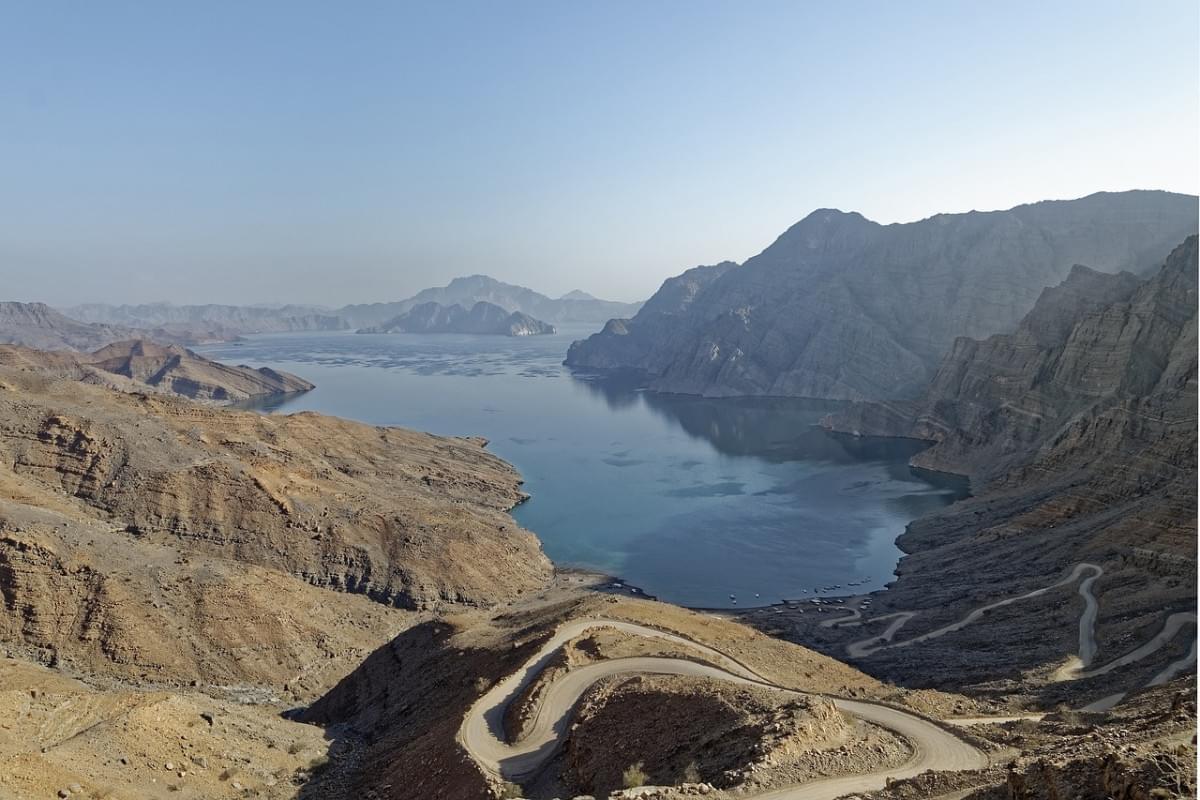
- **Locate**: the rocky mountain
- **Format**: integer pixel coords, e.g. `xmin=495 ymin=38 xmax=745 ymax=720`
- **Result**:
xmin=358 ymin=301 xmax=556 ymax=336
xmin=65 ymin=301 xmax=348 ymax=334
xmin=566 ymin=191 xmax=1198 ymax=400
xmin=830 ymin=236 xmax=1197 ymax=482
xmin=796 ymin=236 xmax=1197 ymax=696
xmin=0 ymin=339 xmax=314 ymax=403
xmin=339 ymin=274 xmax=640 ymax=327
xmin=0 ymin=301 xmax=234 ymax=351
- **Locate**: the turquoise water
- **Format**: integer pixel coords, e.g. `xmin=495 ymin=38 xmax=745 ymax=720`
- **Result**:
xmin=199 ymin=327 xmax=966 ymax=608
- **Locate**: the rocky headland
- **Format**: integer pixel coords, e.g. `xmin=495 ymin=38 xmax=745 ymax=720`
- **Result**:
xmin=0 ymin=339 xmax=314 ymax=403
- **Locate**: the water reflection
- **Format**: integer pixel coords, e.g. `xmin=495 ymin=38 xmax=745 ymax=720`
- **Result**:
xmin=200 ymin=331 xmax=967 ymax=607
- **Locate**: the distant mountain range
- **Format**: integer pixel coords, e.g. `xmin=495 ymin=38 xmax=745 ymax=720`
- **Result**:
xmin=338 ymin=275 xmax=641 ymax=328
xmin=0 ymin=301 xmax=236 ymax=351
xmin=358 ymin=301 xmax=556 ymax=336
xmin=566 ymin=190 xmax=1199 ymax=400
xmin=66 ymin=301 xmax=348 ymax=334
xmin=55 ymin=276 xmax=639 ymax=339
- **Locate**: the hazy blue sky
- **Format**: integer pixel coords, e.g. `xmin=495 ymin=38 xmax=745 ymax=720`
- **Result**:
xmin=2 ymin=1 xmax=1197 ymax=307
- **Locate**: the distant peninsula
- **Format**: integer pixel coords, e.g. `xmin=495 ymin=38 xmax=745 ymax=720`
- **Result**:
xmin=357 ymin=301 xmax=556 ymax=336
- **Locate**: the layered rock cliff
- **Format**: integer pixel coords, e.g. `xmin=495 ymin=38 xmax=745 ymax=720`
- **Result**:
xmin=566 ymin=191 xmax=1198 ymax=400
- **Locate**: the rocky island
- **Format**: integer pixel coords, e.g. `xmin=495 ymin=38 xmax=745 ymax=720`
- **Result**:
xmin=358 ymin=300 xmax=556 ymax=336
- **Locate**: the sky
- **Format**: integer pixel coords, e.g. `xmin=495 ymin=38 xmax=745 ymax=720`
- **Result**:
xmin=1 ymin=1 xmax=1197 ymax=307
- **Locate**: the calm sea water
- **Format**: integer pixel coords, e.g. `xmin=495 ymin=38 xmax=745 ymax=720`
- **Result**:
xmin=198 ymin=326 xmax=966 ymax=608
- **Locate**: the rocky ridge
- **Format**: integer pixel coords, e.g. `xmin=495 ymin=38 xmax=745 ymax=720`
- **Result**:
xmin=66 ymin=301 xmax=348 ymax=334
xmin=0 ymin=302 xmax=236 ymax=351
xmin=0 ymin=339 xmax=314 ymax=403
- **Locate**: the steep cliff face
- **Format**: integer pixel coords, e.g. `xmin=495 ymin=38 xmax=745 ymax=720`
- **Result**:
xmin=564 ymin=261 xmax=736 ymax=371
xmin=835 ymin=236 xmax=1197 ymax=483
xmin=0 ymin=339 xmax=313 ymax=402
xmin=566 ymin=191 xmax=1198 ymax=400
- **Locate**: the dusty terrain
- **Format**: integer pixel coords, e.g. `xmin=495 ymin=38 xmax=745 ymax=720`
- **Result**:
xmin=0 ymin=658 xmax=333 ymax=800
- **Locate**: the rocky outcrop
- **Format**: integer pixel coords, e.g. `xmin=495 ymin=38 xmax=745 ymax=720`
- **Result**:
xmin=66 ymin=301 xmax=348 ymax=334
xmin=358 ymin=301 xmax=555 ymax=336
xmin=0 ymin=339 xmax=314 ymax=403
xmin=566 ymin=191 xmax=1198 ymax=400
xmin=340 ymin=274 xmax=640 ymax=327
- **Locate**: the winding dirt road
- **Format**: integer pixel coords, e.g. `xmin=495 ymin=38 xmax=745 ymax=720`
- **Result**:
xmin=845 ymin=563 xmax=1196 ymax=709
xmin=457 ymin=618 xmax=986 ymax=796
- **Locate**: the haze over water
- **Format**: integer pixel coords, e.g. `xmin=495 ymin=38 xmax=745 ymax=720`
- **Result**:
xmin=199 ymin=326 xmax=967 ymax=608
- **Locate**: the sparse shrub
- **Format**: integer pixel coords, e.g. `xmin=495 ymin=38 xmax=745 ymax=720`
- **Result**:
xmin=622 ymin=761 xmax=649 ymax=789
